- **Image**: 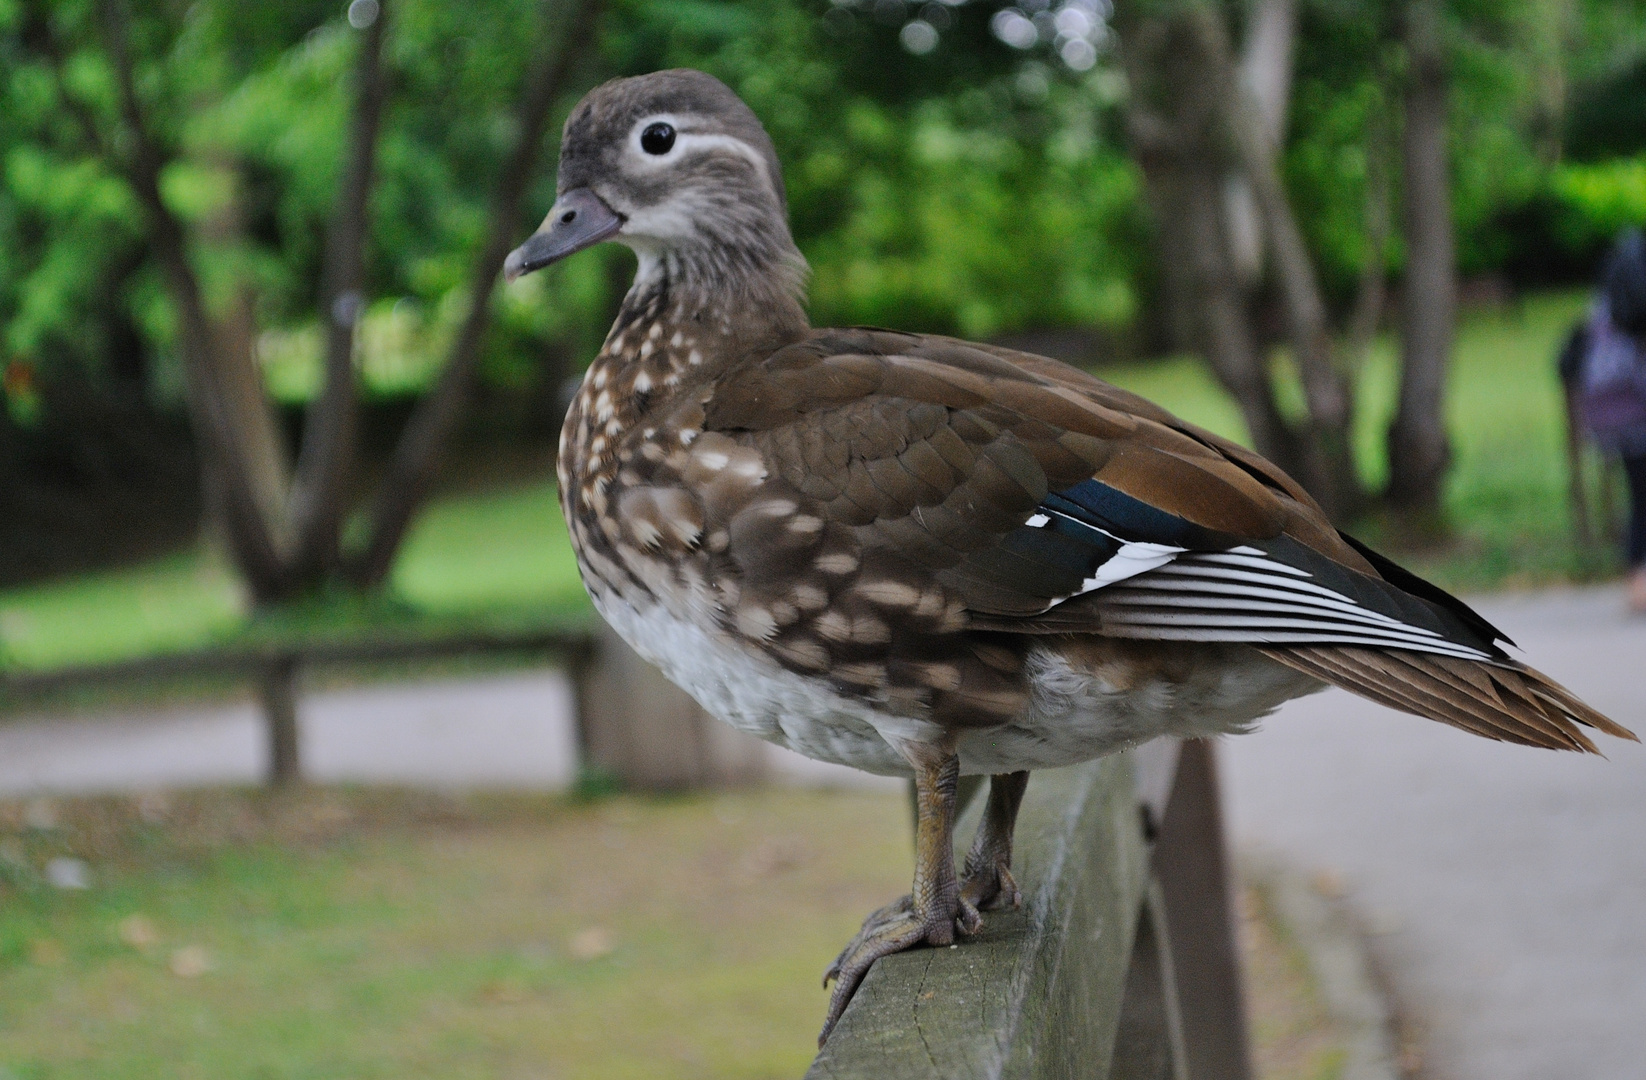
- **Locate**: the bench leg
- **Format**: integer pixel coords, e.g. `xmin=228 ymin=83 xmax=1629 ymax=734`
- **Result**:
xmin=1151 ymin=739 xmax=1252 ymax=1080
xmin=261 ymin=656 xmax=301 ymax=787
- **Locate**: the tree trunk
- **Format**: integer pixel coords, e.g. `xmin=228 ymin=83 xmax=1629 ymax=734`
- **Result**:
xmin=195 ymin=155 xmax=293 ymax=554
xmin=1221 ymin=0 xmax=1296 ymax=287
xmin=1387 ymin=0 xmax=1455 ymax=515
xmin=1240 ymin=0 xmax=1296 ymax=146
xmin=101 ymin=0 xmax=290 ymax=601
xmin=288 ymin=0 xmax=391 ymax=584
xmin=1198 ymin=6 xmax=1361 ymax=519
xmin=1184 ymin=164 xmax=1300 ymax=471
xmin=1120 ymin=3 xmax=1362 ymax=518
xmin=1120 ymin=12 xmax=1299 ymax=477
xmin=95 ymin=0 xmax=599 ymax=603
xmin=1346 ymin=89 xmax=1393 ymax=365
xmin=350 ymin=0 xmax=601 ymax=588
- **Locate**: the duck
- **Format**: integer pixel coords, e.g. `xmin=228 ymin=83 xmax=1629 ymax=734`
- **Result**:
xmin=502 ymin=68 xmax=1634 ymax=1045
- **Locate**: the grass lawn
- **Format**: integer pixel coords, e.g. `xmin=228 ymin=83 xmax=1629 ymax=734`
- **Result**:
xmin=0 ymin=289 xmax=1606 ymax=672
xmin=0 ymin=788 xmax=910 ymax=1080
xmin=0 ymin=484 xmax=593 ymax=673
xmin=0 ymin=786 xmax=1345 ymax=1080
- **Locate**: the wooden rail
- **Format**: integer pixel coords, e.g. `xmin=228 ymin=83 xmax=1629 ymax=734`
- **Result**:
xmin=0 ymin=623 xmax=773 ymax=790
xmin=808 ymin=739 xmax=1251 ymax=1080
xmin=0 ymin=629 xmax=595 ymax=786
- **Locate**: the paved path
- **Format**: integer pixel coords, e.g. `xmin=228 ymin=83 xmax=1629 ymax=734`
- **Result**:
xmin=0 ymin=673 xmax=582 ymax=794
xmin=1222 ymin=586 xmax=1646 ymax=1080
xmin=0 ymin=671 xmax=885 ymax=796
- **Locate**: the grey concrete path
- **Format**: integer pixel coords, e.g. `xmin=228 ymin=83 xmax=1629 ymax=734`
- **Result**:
xmin=1222 ymin=586 xmax=1646 ymax=1080
xmin=0 ymin=670 xmax=887 ymax=796
xmin=0 ymin=673 xmax=581 ymax=794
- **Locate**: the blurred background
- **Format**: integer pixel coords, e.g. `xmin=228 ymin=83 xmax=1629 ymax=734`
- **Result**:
xmin=1 ymin=0 xmax=1644 ymax=1076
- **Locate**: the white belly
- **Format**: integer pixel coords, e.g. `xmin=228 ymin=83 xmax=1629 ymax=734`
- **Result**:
xmin=960 ymin=642 xmax=1324 ymax=774
xmin=593 ymin=592 xmax=1323 ymax=777
xmin=594 ymin=591 xmax=914 ymax=774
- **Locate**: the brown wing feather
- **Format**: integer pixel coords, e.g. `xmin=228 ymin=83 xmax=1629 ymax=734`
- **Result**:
xmin=694 ymin=328 xmax=1634 ymax=747
xmin=983 ymin=342 xmax=1372 ymax=570
xmin=1260 ymin=646 xmax=1635 ymax=754
xmin=707 ymin=331 xmax=1327 ymax=619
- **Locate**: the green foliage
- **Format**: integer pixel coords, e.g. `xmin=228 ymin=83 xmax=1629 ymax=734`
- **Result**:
xmin=1283 ymin=0 xmax=1396 ymax=299
xmin=5 ymin=0 xmax=1645 ymax=413
xmin=1283 ymin=0 xmax=1646 ymax=296
xmin=1549 ymin=155 xmax=1646 ymax=251
xmin=0 ymin=0 xmax=1151 ymax=412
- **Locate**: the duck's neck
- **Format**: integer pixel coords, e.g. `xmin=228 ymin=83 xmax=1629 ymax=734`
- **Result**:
xmin=596 ymin=244 xmax=809 ymax=386
xmin=557 ymin=247 xmax=807 ymax=504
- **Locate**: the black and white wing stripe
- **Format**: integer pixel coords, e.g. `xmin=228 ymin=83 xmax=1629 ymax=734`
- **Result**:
xmin=1091 ymin=544 xmax=1493 ymax=660
xmin=962 ymin=478 xmax=1508 ymax=662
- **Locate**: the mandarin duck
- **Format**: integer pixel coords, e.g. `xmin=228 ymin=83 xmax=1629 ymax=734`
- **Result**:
xmin=503 ymin=69 xmax=1634 ymax=1044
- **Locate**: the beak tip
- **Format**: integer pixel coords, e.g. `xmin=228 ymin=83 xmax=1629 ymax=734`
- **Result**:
xmin=504 ymin=190 xmax=623 ymax=285
xmin=502 ymin=250 xmax=525 ymax=284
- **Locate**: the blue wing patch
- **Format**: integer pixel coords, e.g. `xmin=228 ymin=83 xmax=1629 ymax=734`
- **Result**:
xmin=1040 ymin=479 xmax=1230 ymax=551
xmin=954 ymin=479 xmax=1502 ymax=661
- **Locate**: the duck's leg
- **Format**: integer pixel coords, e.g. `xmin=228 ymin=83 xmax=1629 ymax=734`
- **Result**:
xmin=820 ymin=744 xmax=978 ymax=1045
xmin=960 ymin=770 xmax=1030 ymax=911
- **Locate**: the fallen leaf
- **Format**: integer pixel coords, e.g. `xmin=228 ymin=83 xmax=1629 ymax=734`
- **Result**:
xmin=169 ymin=945 xmax=213 ymax=978
xmin=118 ymin=915 xmax=159 ymax=950
xmin=23 ymin=798 xmax=57 ymax=831
xmin=30 ymin=939 xmax=64 ymax=966
xmin=479 ymin=979 xmax=527 ymax=1004
xmin=45 ymin=857 xmax=91 ymax=890
xmin=567 ymin=928 xmax=615 ymax=961
xmin=134 ymin=792 xmax=170 ymax=824
xmin=1310 ymin=868 xmax=1346 ymax=900
xmin=741 ymin=836 xmax=807 ymax=877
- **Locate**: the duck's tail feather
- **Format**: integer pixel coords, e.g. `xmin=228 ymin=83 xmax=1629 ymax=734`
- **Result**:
xmin=1258 ymin=646 xmax=1636 ymax=754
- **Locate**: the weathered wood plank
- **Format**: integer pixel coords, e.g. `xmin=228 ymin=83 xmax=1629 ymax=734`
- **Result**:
xmin=807 ymin=752 xmax=1154 ymax=1080
xmin=0 ymin=628 xmax=596 ymax=700
xmin=1153 ymin=740 xmax=1252 ymax=1080
xmin=260 ymin=655 xmax=301 ymax=787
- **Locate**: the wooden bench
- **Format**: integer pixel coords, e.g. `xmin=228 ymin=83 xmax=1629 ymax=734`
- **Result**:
xmin=0 ymin=629 xmax=594 ymax=785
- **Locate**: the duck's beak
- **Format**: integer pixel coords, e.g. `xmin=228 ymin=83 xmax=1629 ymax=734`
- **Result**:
xmin=503 ymin=188 xmax=624 ymax=282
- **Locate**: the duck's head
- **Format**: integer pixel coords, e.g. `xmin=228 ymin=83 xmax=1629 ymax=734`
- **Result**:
xmin=504 ymin=69 xmax=804 ymax=303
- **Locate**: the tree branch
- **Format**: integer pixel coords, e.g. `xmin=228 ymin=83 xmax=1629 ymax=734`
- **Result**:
xmin=99 ymin=0 xmax=287 ymax=596
xmin=349 ymin=0 xmax=601 ymax=589
xmin=1194 ymin=4 xmax=1361 ymax=516
xmin=24 ymin=2 xmax=114 ymax=161
xmin=288 ymin=0 xmax=392 ymax=580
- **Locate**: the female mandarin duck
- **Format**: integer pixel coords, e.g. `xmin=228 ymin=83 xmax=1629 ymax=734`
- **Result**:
xmin=503 ymin=69 xmax=1633 ymax=1043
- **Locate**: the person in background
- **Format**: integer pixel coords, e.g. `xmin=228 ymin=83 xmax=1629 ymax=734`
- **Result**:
xmin=1560 ymin=228 xmax=1646 ymax=614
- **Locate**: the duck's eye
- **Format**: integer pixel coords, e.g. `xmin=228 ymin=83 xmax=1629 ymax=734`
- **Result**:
xmin=640 ymin=122 xmax=676 ymax=155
